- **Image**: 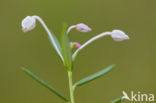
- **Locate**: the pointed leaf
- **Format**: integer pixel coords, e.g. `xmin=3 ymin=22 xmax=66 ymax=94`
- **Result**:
xmin=61 ymin=23 xmax=72 ymax=71
xmin=47 ymin=31 xmax=64 ymax=62
xmin=22 ymin=67 xmax=68 ymax=102
xmin=74 ymin=65 xmax=115 ymax=87
xmin=110 ymin=97 xmax=122 ymax=103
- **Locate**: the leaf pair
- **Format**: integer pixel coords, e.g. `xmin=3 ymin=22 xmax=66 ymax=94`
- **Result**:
xmin=22 ymin=65 xmax=115 ymax=102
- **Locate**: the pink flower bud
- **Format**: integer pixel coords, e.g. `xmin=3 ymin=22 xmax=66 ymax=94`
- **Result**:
xmin=67 ymin=23 xmax=92 ymax=33
xmin=110 ymin=30 xmax=129 ymax=42
xmin=21 ymin=16 xmax=36 ymax=32
xmin=75 ymin=23 xmax=92 ymax=32
xmin=71 ymin=42 xmax=81 ymax=49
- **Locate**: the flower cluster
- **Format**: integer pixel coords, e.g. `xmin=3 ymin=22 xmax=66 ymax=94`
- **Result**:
xmin=21 ymin=15 xmax=130 ymax=103
xmin=21 ymin=15 xmax=129 ymax=50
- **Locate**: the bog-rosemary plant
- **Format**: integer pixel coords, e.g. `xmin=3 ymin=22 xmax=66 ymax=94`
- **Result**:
xmin=21 ymin=15 xmax=129 ymax=103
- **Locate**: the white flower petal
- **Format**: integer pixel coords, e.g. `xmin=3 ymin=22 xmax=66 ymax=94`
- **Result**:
xmin=111 ymin=30 xmax=129 ymax=41
xmin=21 ymin=16 xmax=36 ymax=32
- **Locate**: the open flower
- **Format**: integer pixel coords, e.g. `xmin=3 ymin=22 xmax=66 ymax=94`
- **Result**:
xmin=21 ymin=16 xmax=36 ymax=32
xmin=67 ymin=23 xmax=92 ymax=33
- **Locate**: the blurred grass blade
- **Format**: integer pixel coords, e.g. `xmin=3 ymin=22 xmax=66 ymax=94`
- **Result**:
xmin=22 ymin=67 xmax=68 ymax=102
xmin=61 ymin=23 xmax=72 ymax=71
xmin=74 ymin=65 xmax=115 ymax=87
xmin=48 ymin=31 xmax=64 ymax=62
xmin=110 ymin=97 xmax=122 ymax=103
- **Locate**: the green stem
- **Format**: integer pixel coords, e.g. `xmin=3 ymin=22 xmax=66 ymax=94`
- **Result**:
xmin=68 ymin=71 xmax=75 ymax=103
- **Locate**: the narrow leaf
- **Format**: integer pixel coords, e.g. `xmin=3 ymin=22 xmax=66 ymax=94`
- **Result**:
xmin=47 ymin=31 xmax=64 ymax=62
xmin=61 ymin=23 xmax=72 ymax=71
xmin=74 ymin=65 xmax=115 ymax=87
xmin=22 ymin=67 xmax=68 ymax=102
xmin=110 ymin=97 xmax=122 ymax=103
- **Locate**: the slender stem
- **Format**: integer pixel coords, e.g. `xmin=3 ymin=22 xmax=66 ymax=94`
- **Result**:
xmin=32 ymin=15 xmax=64 ymax=61
xmin=79 ymin=32 xmax=111 ymax=50
xmin=72 ymin=32 xmax=111 ymax=61
xmin=67 ymin=25 xmax=76 ymax=34
xmin=68 ymin=71 xmax=75 ymax=103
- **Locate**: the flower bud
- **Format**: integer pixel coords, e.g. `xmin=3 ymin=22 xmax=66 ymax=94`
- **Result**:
xmin=110 ymin=30 xmax=129 ymax=42
xmin=71 ymin=42 xmax=81 ymax=49
xmin=21 ymin=16 xmax=36 ymax=32
xmin=75 ymin=23 xmax=92 ymax=32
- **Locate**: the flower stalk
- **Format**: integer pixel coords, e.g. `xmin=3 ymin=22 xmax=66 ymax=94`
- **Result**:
xmin=72 ymin=32 xmax=111 ymax=61
xmin=72 ymin=30 xmax=129 ymax=61
xmin=22 ymin=15 xmax=64 ymax=61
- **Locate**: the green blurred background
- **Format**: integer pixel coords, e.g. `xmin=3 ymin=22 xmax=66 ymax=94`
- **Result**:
xmin=0 ymin=0 xmax=155 ymax=103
